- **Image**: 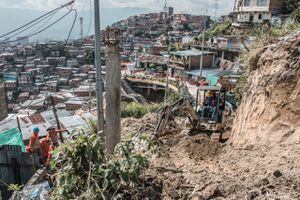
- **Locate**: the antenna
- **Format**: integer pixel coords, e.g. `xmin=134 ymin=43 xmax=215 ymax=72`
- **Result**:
xmin=80 ymin=17 xmax=83 ymax=41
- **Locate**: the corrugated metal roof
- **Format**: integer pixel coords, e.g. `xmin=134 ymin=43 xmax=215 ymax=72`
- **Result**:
xmin=59 ymin=115 xmax=87 ymax=132
xmin=28 ymin=113 xmax=46 ymax=124
xmin=171 ymin=49 xmax=213 ymax=57
xmin=40 ymin=110 xmax=71 ymax=126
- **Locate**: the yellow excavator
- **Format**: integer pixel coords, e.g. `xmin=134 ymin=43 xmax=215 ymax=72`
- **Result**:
xmin=155 ymin=86 xmax=235 ymax=136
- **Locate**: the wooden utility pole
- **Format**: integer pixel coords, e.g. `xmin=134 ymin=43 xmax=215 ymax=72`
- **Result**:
xmin=105 ymin=27 xmax=121 ymax=154
xmin=50 ymin=95 xmax=64 ymax=143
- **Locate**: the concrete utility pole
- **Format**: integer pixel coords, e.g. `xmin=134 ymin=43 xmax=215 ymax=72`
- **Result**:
xmin=199 ymin=10 xmax=207 ymax=80
xmin=93 ymin=0 xmax=105 ymax=140
xmin=105 ymin=27 xmax=121 ymax=154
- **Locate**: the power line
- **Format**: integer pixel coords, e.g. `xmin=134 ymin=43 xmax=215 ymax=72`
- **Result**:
xmin=1 ymin=10 xmax=60 ymax=43
xmin=0 ymin=9 xmax=73 ymax=45
xmin=22 ymin=9 xmax=78 ymax=109
xmin=0 ymin=1 xmax=74 ymax=40
xmin=0 ymin=9 xmax=78 ymax=127
xmin=27 ymin=10 xmax=60 ymax=36
xmin=86 ymin=0 xmax=93 ymax=36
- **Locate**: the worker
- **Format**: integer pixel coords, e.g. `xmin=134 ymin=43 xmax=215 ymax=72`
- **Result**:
xmin=26 ymin=127 xmax=41 ymax=154
xmin=39 ymin=137 xmax=55 ymax=167
xmin=39 ymin=137 xmax=51 ymax=163
xmin=46 ymin=127 xmax=68 ymax=145
xmin=46 ymin=142 xmax=55 ymax=167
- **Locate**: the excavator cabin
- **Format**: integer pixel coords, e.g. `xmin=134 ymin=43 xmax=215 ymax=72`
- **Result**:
xmin=195 ymin=86 xmax=226 ymax=130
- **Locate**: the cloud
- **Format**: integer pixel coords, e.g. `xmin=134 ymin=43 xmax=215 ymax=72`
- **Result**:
xmin=0 ymin=0 xmax=71 ymax=10
xmin=0 ymin=0 xmax=234 ymax=16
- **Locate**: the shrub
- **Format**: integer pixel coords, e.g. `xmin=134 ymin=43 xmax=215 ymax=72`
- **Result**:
xmin=51 ymin=133 xmax=155 ymax=199
xmin=291 ymin=8 xmax=300 ymax=22
xmin=233 ymin=73 xmax=248 ymax=104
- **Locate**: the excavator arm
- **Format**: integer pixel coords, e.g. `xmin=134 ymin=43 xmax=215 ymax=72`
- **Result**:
xmin=155 ymin=98 xmax=200 ymax=136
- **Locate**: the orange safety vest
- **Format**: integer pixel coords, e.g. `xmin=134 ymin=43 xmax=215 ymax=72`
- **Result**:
xmin=27 ymin=133 xmax=40 ymax=153
xmin=39 ymin=137 xmax=50 ymax=159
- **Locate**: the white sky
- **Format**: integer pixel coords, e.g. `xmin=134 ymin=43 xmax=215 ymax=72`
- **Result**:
xmin=0 ymin=0 xmax=234 ymax=16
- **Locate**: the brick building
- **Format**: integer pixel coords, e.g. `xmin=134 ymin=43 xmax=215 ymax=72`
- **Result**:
xmin=233 ymin=0 xmax=284 ymax=25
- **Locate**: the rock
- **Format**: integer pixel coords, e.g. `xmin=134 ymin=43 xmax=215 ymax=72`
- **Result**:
xmin=273 ymin=170 xmax=283 ymax=178
xmin=261 ymin=187 xmax=267 ymax=195
xmin=201 ymin=185 xmax=223 ymax=199
xmin=261 ymin=178 xmax=269 ymax=185
xmin=267 ymin=185 xmax=276 ymax=189
xmin=247 ymin=190 xmax=259 ymax=200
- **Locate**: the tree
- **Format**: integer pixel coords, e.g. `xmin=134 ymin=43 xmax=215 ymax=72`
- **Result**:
xmin=183 ymin=23 xmax=192 ymax=31
xmin=291 ymin=8 xmax=300 ymax=22
xmin=282 ymin=0 xmax=299 ymax=14
xmin=85 ymin=50 xmax=95 ymax=64
xmin=149 ymin=63 xmax=157 ymax=69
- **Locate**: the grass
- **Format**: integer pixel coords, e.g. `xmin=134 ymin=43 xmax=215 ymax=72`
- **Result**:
xmin=121 ymin=93 xmax=181 ymax=119
xmin=121 ymin=102 xmax=160 ymax=119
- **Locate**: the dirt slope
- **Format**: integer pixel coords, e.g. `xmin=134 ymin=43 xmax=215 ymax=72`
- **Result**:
xmin=231 ymin=34 xmax=300 ymax=147
xmin=120 ymin=33 xmax=300 ymax=199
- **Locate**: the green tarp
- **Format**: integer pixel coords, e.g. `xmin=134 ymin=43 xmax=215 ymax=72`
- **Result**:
xmin=0 ymin=128 xmax=26 ymax=152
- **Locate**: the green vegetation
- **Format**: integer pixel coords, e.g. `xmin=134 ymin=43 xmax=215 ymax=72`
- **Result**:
xmin=197 ymin=21 xmax=231 ymax=40
xmin=291 ymin=8 xmax=300 ymax=22
xmin=121 ymin=93 xmax=181 ymax=119
xmin=121 ymin=102 xmax=160 ymax=118
xmin=183 ymin=23 xmax=192 ymax=31
xmin=234 ymin=22 xmax=300 ymax=103
xmin=282 ymin=0 xmax=299 ymax=14
xmin=51 ymin=132 xmax=155 ymax=199
xmin=85 ymin=50 xmax=95 ymax=65
xmin=233 ymin=73 xmax=248 ymax=104
xmin=148 ymin=63 xmax=157 ymax=69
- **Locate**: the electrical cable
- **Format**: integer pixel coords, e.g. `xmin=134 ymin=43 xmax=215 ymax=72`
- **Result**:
xmin=85 ymin=0 xmax=93 ymax=36
xmin=1 ymin=10 xmax=60 ymax=43
xmin=23 ymin=9 xmax=78 ymax=109
xmin=0 ymin=0 xmax=74 ymax=39
xmin=0 ymin=10 xmax=73 ymax=45
xmin=0 ymin=8 xmax=78 ymax=127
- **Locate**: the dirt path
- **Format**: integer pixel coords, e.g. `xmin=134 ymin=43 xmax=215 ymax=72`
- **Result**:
xmin=121 ymin=115 xmax=300 ymax=200
xmin=146 ymin=130 xmax=300 ymax=199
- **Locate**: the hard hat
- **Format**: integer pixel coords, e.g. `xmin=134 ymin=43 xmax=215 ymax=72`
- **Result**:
xmin=33 ymin=127 xmax=39 ymax=133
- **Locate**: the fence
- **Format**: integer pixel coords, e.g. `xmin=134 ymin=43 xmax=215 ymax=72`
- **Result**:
xmin=0 ymin=145 xmax=40 ymax=200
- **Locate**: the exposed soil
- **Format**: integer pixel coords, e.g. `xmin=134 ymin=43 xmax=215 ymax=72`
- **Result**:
xmin=231 ymin=33 xmax=300 ymax=147
xmin=122 ymin=114 xmax=300 ymax=199
xmin=120 ymin=32 xmax=300 ymax=200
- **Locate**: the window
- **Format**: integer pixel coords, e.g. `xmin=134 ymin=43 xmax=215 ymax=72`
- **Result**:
xmin=258 ymin=14 xmax=262 ymax=20
xmin=257 ymin=0 xmax=267 ymax=6
xmin=244 ymin=0 xmax=251 ymax=6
